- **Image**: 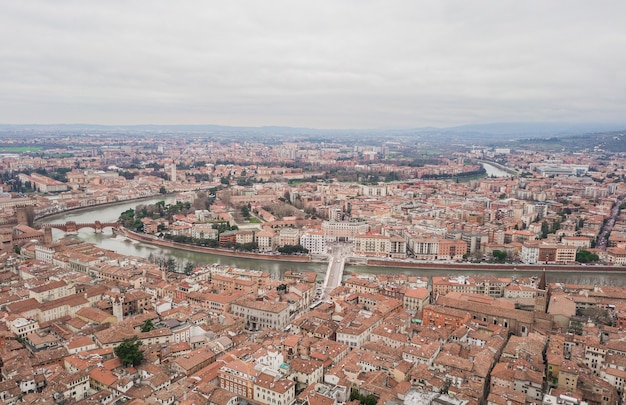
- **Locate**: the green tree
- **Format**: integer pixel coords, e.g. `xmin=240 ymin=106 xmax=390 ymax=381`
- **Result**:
xmin=140 ymin=319 xmax=156 ymax=333
xmin=184 ymin=262 xmax=195 ymax=276
xmin=166 ymin=257 xmax=177 ymax=272
xmin=350 ymin=389 xmax=378 ymax=405
xmin=114 ymin=336 xmax=144 ymax=367
xmin=576 ymin=249 xmax=600 ymax=263
xmin=277 ymin=244 xmax=309 ymax=254
xmin=384 ymin=171 xmax=399 ymax=182
xmin=241 ymin=205 xmax=251 ymax=219
xmin=159 ymin=186 xmax=167 ymax=194
xmin=492 ymin=250 xmax=507 ymax=262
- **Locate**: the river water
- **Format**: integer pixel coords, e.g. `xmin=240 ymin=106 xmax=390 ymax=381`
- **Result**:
xmin=40 ymin=197 xmax=327 ymax=279
xmin=481 ymin=162 xmax=511 ymax=177
xmin=38 ymin=196 xmax=626 ymax=285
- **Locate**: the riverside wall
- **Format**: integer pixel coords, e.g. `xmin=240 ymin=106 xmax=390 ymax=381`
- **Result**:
xmin=366 ymin=259 xmax=625 ymax=273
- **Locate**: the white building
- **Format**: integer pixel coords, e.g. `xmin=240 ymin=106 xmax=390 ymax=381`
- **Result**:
xmin=9 ymin=317 xmax=39 ymax=338
xmin=521 ymin=242 xmax=540 ymax=264
xmin=300 ymin=230 xmax=327 ymax=255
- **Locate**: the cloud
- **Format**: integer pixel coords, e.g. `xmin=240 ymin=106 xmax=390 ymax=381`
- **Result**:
xmin=1 ymin=1 xmax=625 ymax=128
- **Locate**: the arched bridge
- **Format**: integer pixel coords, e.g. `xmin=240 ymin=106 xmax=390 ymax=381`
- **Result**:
xmin=39 ymin=221 xmax=120 ymax=233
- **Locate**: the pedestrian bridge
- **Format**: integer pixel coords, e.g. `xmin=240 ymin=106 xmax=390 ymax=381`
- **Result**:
xmin=311 ymin=255 xmax=345 ymax=308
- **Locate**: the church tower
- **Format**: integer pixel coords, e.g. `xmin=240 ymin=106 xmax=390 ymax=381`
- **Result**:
xmin=112 ymin=295 xmax=125 ymax=322
xmin=534 ymin=269 xmax=548 ymax=313
xmin=170 ymin=163 xmax=177 ymax=182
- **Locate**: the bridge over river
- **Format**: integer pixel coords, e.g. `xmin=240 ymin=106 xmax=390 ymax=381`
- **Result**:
xmin=311 ymin=243 xmax=350 ymax=307
xmin=38 ymin=220 xmax=120 ymax=233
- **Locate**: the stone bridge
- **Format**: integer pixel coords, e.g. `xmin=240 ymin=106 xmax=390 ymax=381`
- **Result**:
xmin=38 ymin=221 xmax=120 ymax=233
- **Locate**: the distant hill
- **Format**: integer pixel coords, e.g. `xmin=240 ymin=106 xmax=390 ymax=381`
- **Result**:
xmin=513 ymin=130 xmax=626 ymax=152
xmin=0 ymin=122 xmax=624 ymax=149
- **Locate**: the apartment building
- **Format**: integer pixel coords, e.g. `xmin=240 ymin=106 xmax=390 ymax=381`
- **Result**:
xmin=300 ymin=230 xmax=326 ymax=255
xmin=354 ymin=233 xmax=390 ymax=257
xmin=278 ymin=227 xmax=300 ymax=246
xmin=521 ymin=242 xmax=577 ymax=264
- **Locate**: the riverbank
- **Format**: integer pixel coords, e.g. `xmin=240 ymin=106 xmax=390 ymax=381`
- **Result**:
xmin=35 ymin=194 xmax=170 ymax=223
xmin=479 ymin=160 xmax=518 ymax=176
xmin=119 ymin=227 xmax=624 ymax=273
xmin=118 ymin=227 xmax=312 ymax=263
xmin=366 ymin=259 xmax=624 ymax=273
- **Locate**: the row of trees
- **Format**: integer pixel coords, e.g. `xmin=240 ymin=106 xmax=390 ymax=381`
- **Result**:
xmin=146 ymin=253 xmax=196 ymax=275
xmin=478 ymin=248 xmax=600 ymax=264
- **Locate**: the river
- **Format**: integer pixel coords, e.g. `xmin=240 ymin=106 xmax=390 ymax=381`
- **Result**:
xmin=40 ymin=197 xmax=327 ymax=280
xmin=38 ymin=196 xmax=626 ymax=285
xmin=481 ymin=162 xmax=512 ymax=177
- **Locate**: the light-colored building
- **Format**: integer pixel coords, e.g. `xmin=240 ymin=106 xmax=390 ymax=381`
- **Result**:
xmin=403 ymin=287 xmax=430 ymax=312
xmin=255 ymin=228 xmax=276 ymax=252
xmin=300 ymin=230 xmax=326 ymax=255
xmin=354 ymin=233 xmax=390 ymax=257
xmin=231 ymin=299 xmax=290 ymax=331
xmin=278 ymin=227 xmax=300 ymax=247
xmin=29 ymin=280 xmax=75 ymax=303
xmin=408 ymin=237 xmax=440 ymax=259
xmin=336 ymin=310 xmax=382 ymax=348
xmin=521 ymin=242 xmax=540 ymax=264
xmin=607 ymin=247 xmax=626 ymax=264
xmin=522 ymin=242 xmax=577 ymax=264
xmin=9 ymin=317 xmax=39 ymax=338
xmin=322 ymin=220 xmax=369 ymax=242
xmin=191 ymin=224 xmax=218 ymax=240
xmin=254 ymin=371 xmax=296 ymax=405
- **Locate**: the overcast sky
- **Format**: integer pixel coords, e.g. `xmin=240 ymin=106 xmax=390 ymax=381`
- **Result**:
xmin=1 ymin=1 xmax=625 ymax=129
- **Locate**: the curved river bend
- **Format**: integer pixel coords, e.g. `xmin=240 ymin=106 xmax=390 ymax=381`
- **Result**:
xmin=39 ymin=196 xmax=626 ymax=285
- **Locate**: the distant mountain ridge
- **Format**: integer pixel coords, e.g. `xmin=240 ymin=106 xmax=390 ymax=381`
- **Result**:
xmin=0 ymin=122 xmax=624 ymax=143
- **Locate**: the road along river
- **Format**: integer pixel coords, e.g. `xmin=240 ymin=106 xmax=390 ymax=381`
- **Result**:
xmin=36 ymin=196 xmax=626 ymax=285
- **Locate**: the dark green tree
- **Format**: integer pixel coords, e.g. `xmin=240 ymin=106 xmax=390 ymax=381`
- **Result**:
xmin=166 ymin=257 xmax=177 ymax=272
xmin=241 ymin=205 xmax=251 ymax=219
xmin=576 ymin=249 xmax=600 ymax=263
xmin=492 ymin=250 xmax=507 ymax=262
xmin=114 ymin=336 xmax=144 ymax=367
xmin=277 ymin=244 xmax=309 ymax=254
xmin=184 ymin=262 xmax=195 ymax=276
xmin=140 ymin=319 xmax=156 ymax=333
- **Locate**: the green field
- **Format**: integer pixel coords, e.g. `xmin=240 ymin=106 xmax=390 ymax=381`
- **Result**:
xmin=0 ymin=146 xmax=44 ymax=153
